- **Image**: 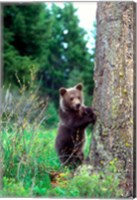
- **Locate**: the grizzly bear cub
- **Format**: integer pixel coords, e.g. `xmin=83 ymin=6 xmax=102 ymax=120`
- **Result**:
xmin=55 ymin=83 xmax=96 ymax=167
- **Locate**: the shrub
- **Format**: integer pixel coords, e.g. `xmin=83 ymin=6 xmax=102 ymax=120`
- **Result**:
xmin=47 ymin=163 xmax=123 ymax=198
xmin=45 ymin=102 xmax=59 ymax=128
xmin=0 ymin=177 xmax=30 ymax=197
xmin=1 ymin=81 xmax=60 ymax=197
xmin=2 ymin=127 xmax=60 ymax=196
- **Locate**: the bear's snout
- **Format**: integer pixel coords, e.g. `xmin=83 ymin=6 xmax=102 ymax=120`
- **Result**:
xmin=72 ymin=99 xmax=81 ymax=111
xmin=76 ymin=103 xmax=81 ymax=109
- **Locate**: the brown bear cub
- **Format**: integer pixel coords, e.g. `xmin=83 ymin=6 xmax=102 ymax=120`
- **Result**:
xmin=55 ymin=83 xmax=96 ymax=167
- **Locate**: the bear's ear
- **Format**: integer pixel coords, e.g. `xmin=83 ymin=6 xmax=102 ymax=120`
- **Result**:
xmin=75 ymin=83 xmax=83 ymax=91
xmin=59 ymin=87 xmax=67 ymax=96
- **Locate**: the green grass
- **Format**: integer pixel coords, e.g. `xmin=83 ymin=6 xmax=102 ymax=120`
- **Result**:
xmin=1 ymin=82 xmax=124 ymax=197
xmin=1 ymin=84 xmax=123 ymax=197
xmin=1 ymin=125 xmax=123 ymax=197
xmin=2 ymin=126 xmax=60 ymax=196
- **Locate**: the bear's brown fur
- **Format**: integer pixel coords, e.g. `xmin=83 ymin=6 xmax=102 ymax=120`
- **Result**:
xmin=55 ymin=83 xmax=96 ymax=167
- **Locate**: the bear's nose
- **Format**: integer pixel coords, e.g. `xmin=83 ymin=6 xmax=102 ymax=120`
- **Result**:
xmin=76 ymin=103 xmax=81 ymax=109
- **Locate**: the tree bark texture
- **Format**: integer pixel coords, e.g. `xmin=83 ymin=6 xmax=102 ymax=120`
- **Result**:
xmin=90 ymin=2 xmax=135 ymax=197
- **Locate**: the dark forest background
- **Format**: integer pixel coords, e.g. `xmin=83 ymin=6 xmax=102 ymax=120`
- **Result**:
xmin=3 ymin=3 xmax=96 ymax=108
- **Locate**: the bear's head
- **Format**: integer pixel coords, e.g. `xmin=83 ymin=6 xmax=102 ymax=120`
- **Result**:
xmin=59 ymin=83 xmax=84 ymax=112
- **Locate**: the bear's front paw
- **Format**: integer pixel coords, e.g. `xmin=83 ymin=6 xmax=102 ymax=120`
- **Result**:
xmin=85 ymin=107 xmax=93 ymax=115
xmin=85 ymin=107 xmax=97 ymax=124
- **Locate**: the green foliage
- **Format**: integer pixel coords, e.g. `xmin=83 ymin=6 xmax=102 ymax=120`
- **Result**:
xmin=2 ymin=117 xmax=60 ymax=178
xmin=84 ymin=128 xmax=92 ymax=158
xmin=2 ymin=125 xmax=60 ymax=196
xmin=47 ymin=163 xmax=123 ymax=198
xmin=45 ymin=102 xmax=59 ymax=128
xmin=3 ymin=3 xmax=49 ymax=85
xmin=1 ymin=86 xmax=123 ymax=197
xmin=3 ymin=2 xmax=96 ymax=107
xmin=0 ymin=177 xmax=30 ymax=197
xmin=1 ymin=84 xmax=59 ymax=197
xmin=38 ymin=3 xmax=95 ymax=107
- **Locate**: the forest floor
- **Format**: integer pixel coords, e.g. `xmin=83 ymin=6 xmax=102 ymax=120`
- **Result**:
xmin=1 ymin=87 xmax=124 ymax=197
xmin=1 ymin=125 xmax=123 ymax=197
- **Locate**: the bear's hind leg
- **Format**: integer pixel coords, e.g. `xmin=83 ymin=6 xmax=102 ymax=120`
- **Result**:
xmin=71 ymin=151 xmax=84 ymax=167
xmin=58 ymin=147 xmax=74 ymax=166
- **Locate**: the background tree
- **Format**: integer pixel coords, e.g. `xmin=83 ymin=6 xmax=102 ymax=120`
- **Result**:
xmin=90 ymin=2 xmax=135 ymax=197
xmin=3 ymin=3 xmax=95 ymax=107
xmin=3 ymin=3 xmax=51 ymax=86
xmin=38 ymin=3 xmax=95 ymax=107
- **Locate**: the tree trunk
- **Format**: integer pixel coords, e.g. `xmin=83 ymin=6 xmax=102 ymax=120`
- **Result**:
xmin=90 ymin=2 xmax=135 ymax=197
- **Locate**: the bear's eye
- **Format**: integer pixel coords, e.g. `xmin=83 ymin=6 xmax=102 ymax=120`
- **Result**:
xmin=77 ymin=96 xmax=81 ymax=99
xmin=70 ymin=97 xmax=74 ymax=101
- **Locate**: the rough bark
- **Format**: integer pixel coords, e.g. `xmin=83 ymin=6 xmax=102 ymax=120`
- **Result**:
xmin=90 ymin=2 xmax=135 ymax=197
